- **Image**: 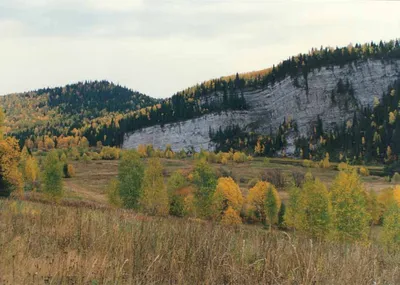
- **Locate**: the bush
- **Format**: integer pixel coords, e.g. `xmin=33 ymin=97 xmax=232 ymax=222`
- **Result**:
xmin=358 ymin=166 xmax=370 ymax=177
xmin=88 ymin=151 xmax=101 ymax=160
xmin=302 ymin=159 xmax=313 ymax=168
xmin=260 ymin=169 xmax=285 ymax=188
xmin=247 ymin=178 xmax=259 ymax=189
xmin=291 ymin=171 xmax=305 ymax=187
xmin=233 ymin=152 xmax=247 ymax=163
xmin=100 ymin=147 xmax=120 ymax=160
xmin=63 ymin=163 xmax=76 ymax=178
xmin=221 ymin=206 xmax=242 ymax=225
xmin=82 ymin=153 xmax=91 ymax=164
xmin=392 ymin=172 xmax=400 ymax=183
xmin=337 ymin=162 xmax=352 ymax=172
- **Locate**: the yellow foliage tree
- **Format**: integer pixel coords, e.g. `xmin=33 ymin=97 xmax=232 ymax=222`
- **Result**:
xmin=141 ymin=158 xmax=169 ymax=216
xmin=221 ymin=206 xmax=242 ymax=225
xmin=320 ymin=153 xmax=330 ymax=169
xmin=137 ymin=144 xmax=148 ymax=158
xmin=24 ymin=155 xmax=40 ymax=191
xmin=247 ymin=181 xmax=280 ymax=226
xmin=254 ymin=140 xmax=264 ymax=156
xmin=212 ymin=177 xmax=243 ymax=222
xmin=330 ymin=171 xmax=370 ymax=241
xmin=290 ymin=177 xmax=331 ymax=238
xmin=381 ymin=188 xmax=400 ymax=251
xmin=0 ymin=137 xmax=23 ymax=197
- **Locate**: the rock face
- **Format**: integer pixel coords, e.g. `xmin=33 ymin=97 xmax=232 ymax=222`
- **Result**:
xmin=123 ymin=59 xmax=400 ymax=151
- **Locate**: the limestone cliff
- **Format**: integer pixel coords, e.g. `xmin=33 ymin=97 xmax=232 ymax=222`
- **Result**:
xmin=123 ymin=59 xmax=400 ymax=151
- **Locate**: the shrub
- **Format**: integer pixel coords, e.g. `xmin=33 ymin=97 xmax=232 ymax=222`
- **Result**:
xmin=337 ymin=162 xmax=352 ymax=172
xmin=302 ymin=159 xmax=313 ymax=168
xmin=82 ymin=153 xmax=91 ymax=164
xmin=100 ymin=147 xmax=120 ymax=160
xmin=233 ymin=152 xmax=247 ymax=163
xmin=69 ymin=147 xmax=80 ymax=161
xmin=392 ymin=172 xmax=400 ymax=183
xmin=220 ymin=206 xmax=242 ymax=225
xmin=207 ymin=152 xmax=217 ymax=163
xmin=63 ymin=163 xmax=75 ymax=178
xmin=320 ymin=153 xmax=330 ymax=169
xmin=88 ymin=151 xmax=101 ymax=160
xmin=291 ymin=171 xmax=305 ymax=187
xmin=260 ymin=169 xmax=285 ymax=189
xmin=358 ymin=166 xmax=370 ymax=176
xmin=247 ymin=178 xmax=259 ymax=189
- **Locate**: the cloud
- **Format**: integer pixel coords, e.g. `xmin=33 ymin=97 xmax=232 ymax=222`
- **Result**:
xmin=0 ymin=0 xmax=399 ymax=97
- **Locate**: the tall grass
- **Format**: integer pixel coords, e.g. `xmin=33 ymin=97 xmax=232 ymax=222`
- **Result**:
xmin=1 ymin=199 xmax=399 ymax=284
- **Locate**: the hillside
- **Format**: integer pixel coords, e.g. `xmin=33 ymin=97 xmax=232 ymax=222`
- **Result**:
xmin=1 ymin=39 xmax=400 ymax=165
xmin=0 ymin=80 xmax=158 ymax=146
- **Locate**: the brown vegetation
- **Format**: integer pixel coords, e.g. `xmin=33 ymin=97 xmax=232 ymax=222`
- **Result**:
xmin=1 ymin=199 xmax=399 ymax=285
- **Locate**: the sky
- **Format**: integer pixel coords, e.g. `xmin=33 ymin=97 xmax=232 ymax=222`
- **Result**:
xmin=0 ymin=0 xmax=399 ymax=98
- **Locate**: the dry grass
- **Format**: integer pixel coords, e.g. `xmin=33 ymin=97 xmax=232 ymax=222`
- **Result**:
xmin=1 ymin=199 xmax=399 ymax=285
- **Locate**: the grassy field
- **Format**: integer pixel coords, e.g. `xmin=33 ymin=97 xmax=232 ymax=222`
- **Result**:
xmin=63 ymin=157 xmax=394 ymax=207
xmin=1 ymin=157 xmax=398 ymax=284
xmin=1 ymin=199 xmax=400 ymax=284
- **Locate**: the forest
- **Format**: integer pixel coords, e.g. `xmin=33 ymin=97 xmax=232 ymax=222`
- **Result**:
xmin=1 ymin=39 xmax=399 ymax=169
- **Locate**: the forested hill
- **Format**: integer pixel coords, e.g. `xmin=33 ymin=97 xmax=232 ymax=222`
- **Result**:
xmin=0 ymin=80 xmax=158 ymax=146
xmin=1 ymin=39 xmax=400 ymax=158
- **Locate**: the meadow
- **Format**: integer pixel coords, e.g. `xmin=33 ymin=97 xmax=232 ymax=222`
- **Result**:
xmin=1 ymin=156 xmax=399 ymax=284
xmin=1 ymin=199 xmax=400 ymax=284
xmin=62 ymin=157 xmax=392 ymax=207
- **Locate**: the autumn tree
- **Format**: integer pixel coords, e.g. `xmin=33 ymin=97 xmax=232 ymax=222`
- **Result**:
xmin=118 ymin=150 xmax=144 ymax=209
xmin=141 ymin=158 xmax=169 ymax=216
xmin=284 ymin=185 xmax=302 ymax=229
xmin=381 ymin=186 xmax=400 ymax=251
xmin=247 ymin=181 xmax=280 ymax=228
xmin=264 ymin=184 xmax=281 ymax=231
xmin=107 ymin=178 xmax=122 ymax=207
xmin=330 ymin=171 xmax=370 ymax=241
xmin=42 ymin=151 xmax=63 ymax=200
xmin=193 ymin=160 xmax=217 ymax=218
xmin=212 ymin=177 xmax=243 ymax=224
xmin=0 ymin=107 xmax=23 ymax=197
xmin=167 ymin=171 xmax=191 ymax=217
xmin=24 ymin=155 xmax=40 ymax=191
xmin=294 ymin=177 xmax=331 ymax=238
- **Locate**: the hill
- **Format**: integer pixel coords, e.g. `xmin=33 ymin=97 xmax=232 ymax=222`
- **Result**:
xmin=0 ymin=80 xmax=158 ymax=147
xmin=1 ymin=39 xmax=400 ymax=166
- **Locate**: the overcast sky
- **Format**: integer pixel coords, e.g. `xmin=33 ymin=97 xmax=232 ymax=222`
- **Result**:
xmin=0 ymin=0 xmax=399 ymax=98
